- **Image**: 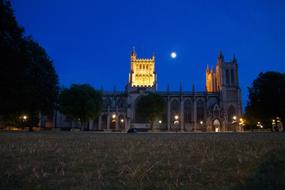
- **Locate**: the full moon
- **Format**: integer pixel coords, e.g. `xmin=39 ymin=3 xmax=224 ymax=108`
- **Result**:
xmin=171 ymin=52 xmax=177 ymax=59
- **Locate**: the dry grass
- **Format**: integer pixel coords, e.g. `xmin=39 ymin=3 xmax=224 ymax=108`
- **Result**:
xmin=0 ymin=132 xmax=285 ymax=190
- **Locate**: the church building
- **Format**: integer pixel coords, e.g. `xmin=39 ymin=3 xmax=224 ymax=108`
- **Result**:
xmin=56 ymin=49 xmax=242 ymax=132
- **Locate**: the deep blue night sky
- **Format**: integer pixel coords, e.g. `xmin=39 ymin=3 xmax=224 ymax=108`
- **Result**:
xmin=12 ymin=0 xmax=285 ymax=109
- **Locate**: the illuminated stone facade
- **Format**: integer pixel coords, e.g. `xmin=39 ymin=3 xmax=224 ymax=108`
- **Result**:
xmin=56 ymin=50 xmax=242 ymax=132
xmin=128 ymin=49 xmax=157 ymax=89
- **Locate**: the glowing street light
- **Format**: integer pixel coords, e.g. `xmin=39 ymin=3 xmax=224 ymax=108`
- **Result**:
xmin=174 ymin=115 xmax=179 ymax=120
xmin=174 ymin=115 xmax=179 ymax=125
xmin=239 ymin=118 xmax=245 ymax=125
xmin=23 ymin=115 xmax=28 ymax=120
xmin=158 ymin=120 xmax=162 ymax=124
xmin=257 ymin=121 xmax=263 ymax=128
xmin=120 ymin=119 xmax=124 ymax=123
xmin=112 ymin=114 xmax=116 ymax=119
xmin=200 ymin=121 xmax=203 ymax=125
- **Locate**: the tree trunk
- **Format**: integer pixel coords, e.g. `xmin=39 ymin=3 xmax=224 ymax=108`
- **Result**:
xmin=38 ymin=112 xmax=42 ymax=129
xmin=80 ymin=120 xmax=86 ymax=131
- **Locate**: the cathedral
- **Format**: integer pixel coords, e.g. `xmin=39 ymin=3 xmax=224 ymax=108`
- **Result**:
xmin=56 ymin=49 xmax=242 ymax=132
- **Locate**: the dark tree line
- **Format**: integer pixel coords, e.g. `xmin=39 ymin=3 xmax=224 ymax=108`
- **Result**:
xmin=59 ymin=84 xmax=102 ymax=130
xmin=245 ymin=71 xmax=285 ymax=129
xmin=0 ymin=0 xmax=58 ymax=126
xmin=0 ymin=1 xmax=103 ymax=130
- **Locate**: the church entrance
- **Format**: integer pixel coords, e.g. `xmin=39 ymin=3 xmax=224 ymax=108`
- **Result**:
xmin=213 ymin=119 xmax=221 ymax=132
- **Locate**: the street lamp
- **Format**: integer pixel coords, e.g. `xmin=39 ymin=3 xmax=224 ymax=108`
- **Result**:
xmin=158 ymin=120 xmax=162 ymax=124
xmin=112 ymin=114 xmax=116 ymax=119
xmin=174 ymin=115 xmax=179 ymax=124
xmin=23 ymin=115 xmax=28 ymax=121
xmin=257 ymin=121 xmax=263 ymax=129
xmin=200 ymin=121 xmax=203 ymax=125
xmin=239 ymin=118 xmax=245 ymax=132
xmin=232 ymin=116 xmax=238 ymax=132
xmin=120 ymin=119 xmax=124 ymax=123
xmin=174 ymin=115 xmax=179 ymax=120
xmin=173 ymin=115 xmax=179 ymax=132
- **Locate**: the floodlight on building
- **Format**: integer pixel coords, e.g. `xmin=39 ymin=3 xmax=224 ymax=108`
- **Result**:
xmin=120 ymin=119 xmax=124 ymax=123
xmin=239 ymin=118 xmax=245 ymax=127
xmin=174 ymin=115 xmax=179 ymax=120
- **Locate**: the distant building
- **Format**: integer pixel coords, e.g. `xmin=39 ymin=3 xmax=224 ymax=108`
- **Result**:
xmin=56 ymin=49 xmax=242 ymax=132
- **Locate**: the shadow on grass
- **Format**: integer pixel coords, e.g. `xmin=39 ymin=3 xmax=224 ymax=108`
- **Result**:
xmin=234 ymin=148 xmax=285 ymax=190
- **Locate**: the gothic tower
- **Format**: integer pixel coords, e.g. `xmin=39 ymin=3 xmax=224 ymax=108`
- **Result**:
xmin=128 ymin=48 xmax=157 ymax=92
xmin=206 ymin=51 xmax=242 ymax=129
xmin=216 ymin=51 xmax=242 ymax=126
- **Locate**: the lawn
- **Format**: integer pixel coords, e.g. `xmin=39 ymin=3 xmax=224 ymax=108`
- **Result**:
xmin=0 ymin=132 xmax=285 ymax=190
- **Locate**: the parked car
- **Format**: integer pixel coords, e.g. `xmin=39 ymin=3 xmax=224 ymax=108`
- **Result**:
xmin=127 ymin=128 xmax=137 ymax=133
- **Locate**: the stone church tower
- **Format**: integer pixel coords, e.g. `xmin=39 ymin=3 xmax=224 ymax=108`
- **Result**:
xmin=128 ymin=48 xmax=157 ymax=92
xmin=206 ymin=51 xmax=242 ymax=129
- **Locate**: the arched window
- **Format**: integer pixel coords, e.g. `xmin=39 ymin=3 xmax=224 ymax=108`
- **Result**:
xmin=184 ymin=99 xmax=191 ymax=123
xmin=170 ymin=99 xmax=180 ymax=122
xmin=227 ymin=105 xmax=236 ymax=122
xmin=226 ymin=69 xmax=230 ymax=85
xmin=197 ymin=100 xmax=205 ymax=122
xmin=101 ymin=114 xmax=108 ymax=129
xmin=231 ymin=69 xmax=235 ymax=85
xmin=118 ymin=114 xmax=125 ymax=129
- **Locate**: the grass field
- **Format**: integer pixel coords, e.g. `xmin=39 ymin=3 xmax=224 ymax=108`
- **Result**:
xmin=0 ymin=132 xmax=285 ymax=190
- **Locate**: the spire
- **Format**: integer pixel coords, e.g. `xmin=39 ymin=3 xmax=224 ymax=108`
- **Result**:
xmin=152 ymin=50 xmax=155 ymax=59
xmin=131 ymin=47 xmax=136 ymax=57
xmin=206 ymin=64 xmax=210 ymax=72
xmin=232 ymin=54 xmax=237 ymax=63
xmin=218 ymin=50 xmax=224 ymax=60
xmin=211 ymin=66 xmax=214 ymax=73
xmin=217 ymin=50 xmax=224 ymax=65
xmin=192 ymin=83 xmax=195 ymax=92
xmin=113 ymin=85 xmax=117 ymax=94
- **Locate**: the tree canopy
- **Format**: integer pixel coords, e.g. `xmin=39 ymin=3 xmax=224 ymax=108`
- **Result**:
xmin=0 ymin=0 xmax=58 ymax=126
xmin=59 ymin=84 xmax=102 ymax=130
xmin=135 ymin=93 xmax=165 ymax=128
xmin=245 ymin=71 xmax=285 ymax=127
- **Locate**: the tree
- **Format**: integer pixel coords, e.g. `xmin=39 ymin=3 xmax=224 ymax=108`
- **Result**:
xmin=135 ymin=93 xmax=165 ymax=129
xmin=245 ymin=71 xmax=285 ymax=128
xmin=59 ymin=84 xmax=102 ymax=130
xmin=0 ymin=0 xmax=58 ymax=127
